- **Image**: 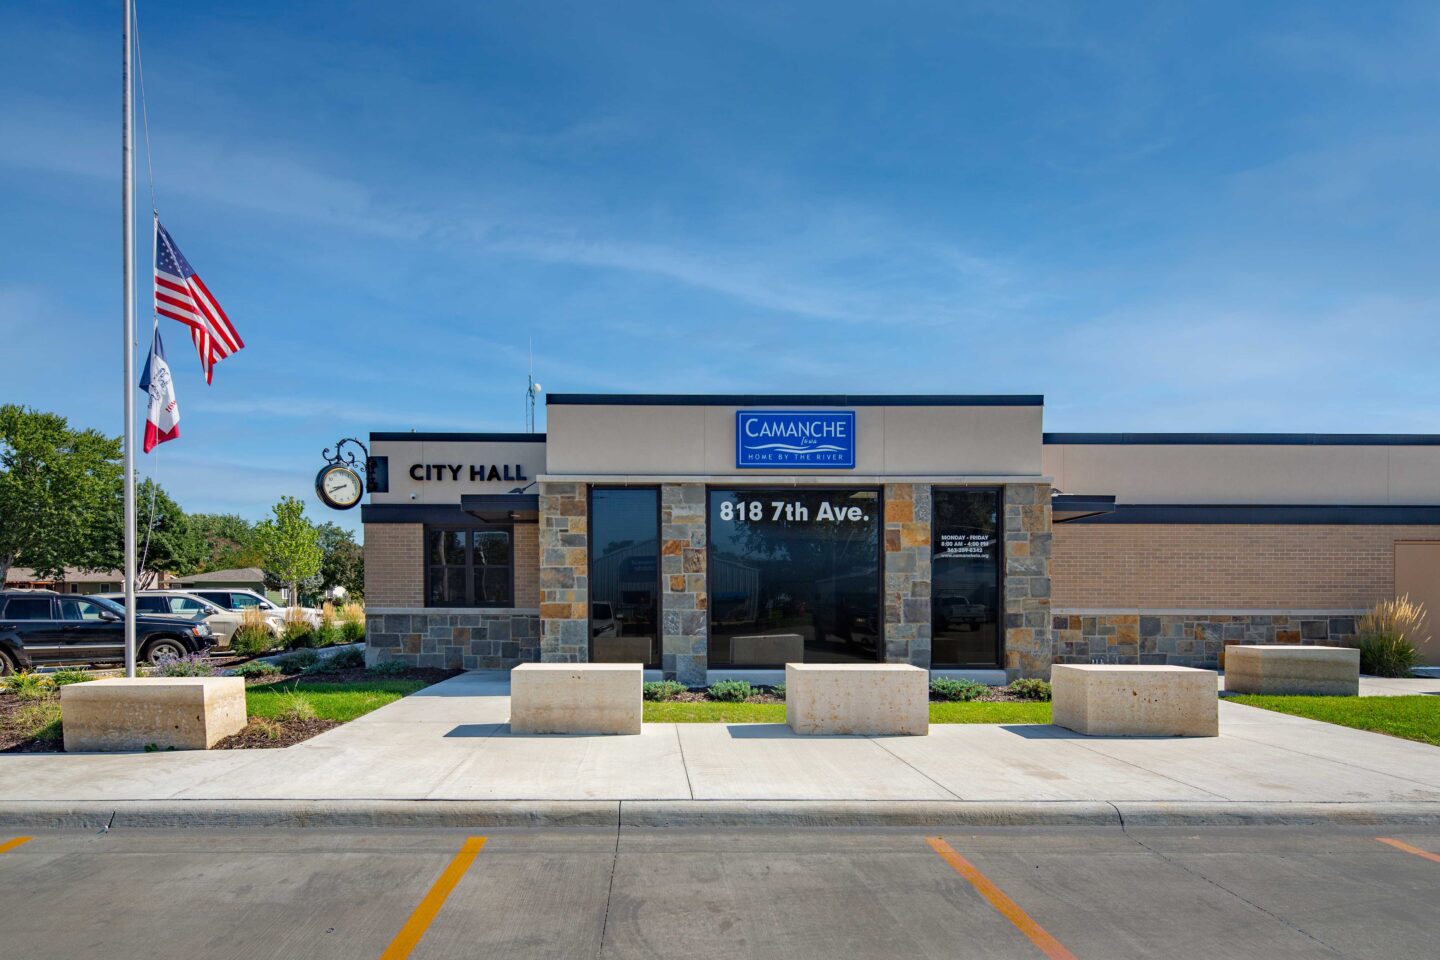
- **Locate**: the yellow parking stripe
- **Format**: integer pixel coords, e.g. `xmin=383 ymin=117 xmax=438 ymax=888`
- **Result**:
xmin=379 ymin=836 xmax=487 ymax=960
xmin=0 ymin=837 xmax=32 ymax=855
xmin=927 ymin=837 xmax=1078 ymax=960
xmin=1377 ymin=837 xmax=1440 ymax=864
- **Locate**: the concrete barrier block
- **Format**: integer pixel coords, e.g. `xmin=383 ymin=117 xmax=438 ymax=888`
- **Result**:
xmin=510 ymin=663 xmax=642 ymax=735
xmin=1052 ymin=664 xmax=1218 ymax=737
xmin=60 ymin=677 xmax=247 ymax=752
xmin=1224 ymin=645 xmax=1360 ymax=696
xmin=785 ymin=663 xmax=929 ymax=736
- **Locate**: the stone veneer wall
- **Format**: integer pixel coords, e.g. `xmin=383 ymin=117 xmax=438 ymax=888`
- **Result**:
xmin=539 ymin=481 xmax=588 ymax=662
xmin=661 ymin=483 xmax=708 ymax=685
xmin=365 ymin=610 xmax=540 ymax=669
xmin=883 ymin=483 xmax=932 ymax=666
xmin=1003 ymin=483 xmax=1053 ymax=680
xmin=1051 ymin=610 xmax=1361 ymax=669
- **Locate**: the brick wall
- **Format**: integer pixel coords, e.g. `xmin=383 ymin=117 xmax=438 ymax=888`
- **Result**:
xmin=363 ymin=523 xmax=423 ymax=606
xmin=1053 ymin=524 xmax=1440 ymax=609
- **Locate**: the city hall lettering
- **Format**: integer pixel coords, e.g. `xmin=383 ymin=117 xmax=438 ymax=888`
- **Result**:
xmin=408 ymin=463 xmax=530 ymax=482
xmin=736 ymin=410 xmax=856 ymax=467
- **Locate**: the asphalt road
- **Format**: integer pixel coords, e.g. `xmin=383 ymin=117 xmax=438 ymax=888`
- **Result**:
xmin=1 ymin=825 xmax=1439 ymax=959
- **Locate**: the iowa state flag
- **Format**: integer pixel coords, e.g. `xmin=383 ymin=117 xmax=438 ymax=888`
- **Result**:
xmin=140 ymin=326 xmax=180 ymax=452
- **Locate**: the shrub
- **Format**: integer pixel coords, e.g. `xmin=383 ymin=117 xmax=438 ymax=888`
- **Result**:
xmin=1008 ymin=678 xmax=1052 ymax=701
xmin=251 ymin=718 xmax=285 ymax=741
xmin=232 ymin=608 xmax=278 ymax=656
xmin=340 ymin=618 xmax=366 ymax=643
xmin=153 ymin=652 xmax=216 ymax=677
xmin=1357 ymin=595 xmax=1426 ymax=678
xmin=275 ymin=649 xmax=320 ymax=673
xmin=770 ymin=682 xmax=786 ymax=701
xmin=233 ymin=661 xmax=281 ymax=679
xmin=314 ymin=622 xmax=344 ymax=647
xmin=643 ymin=680 xmax=687 ymax=701
xmin=283 ymin=614 xmax=316 ymax=649
xmin=327 ymin=646 xmax=365 ymax=670
xmin=370 ymin=659 xmax=410 ymax=676
xmin=48 ymin=668 xmax=94 ymax=688
xmin=2 ymin=672 xmax=52 ymax=701
xmin=708 ymin=679 xmax=754 ymax=702
xmin=930 ymin=677 xmax=987 ymax=702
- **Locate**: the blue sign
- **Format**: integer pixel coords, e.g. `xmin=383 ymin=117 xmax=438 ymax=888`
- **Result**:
xmin=736 ymin=410 xmax=856 ymax=468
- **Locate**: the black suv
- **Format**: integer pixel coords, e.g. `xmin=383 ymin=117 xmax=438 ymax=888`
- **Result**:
xmin=0 ymin=591 xmax=214 ymax=674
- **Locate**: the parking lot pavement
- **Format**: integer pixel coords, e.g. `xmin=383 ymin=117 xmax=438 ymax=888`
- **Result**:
xmin=2 ymin=825 xmax=1440 ymax=959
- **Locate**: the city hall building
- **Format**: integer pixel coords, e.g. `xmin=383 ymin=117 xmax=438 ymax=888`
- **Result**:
xmin=361 ymin=394 xmax=1440 ymax=683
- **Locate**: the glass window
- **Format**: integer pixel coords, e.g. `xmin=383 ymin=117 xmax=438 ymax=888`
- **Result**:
xmin=230 ymin=593 xmax=263 ymax=610
xmin=426 ymin=526 xmax=513 ymax=607
xmin=4 ymin=597 xmax=53 ymax=620
xmin=59 ymin=598 xmax=109 ymax=621
xmin=589 ymin=488 xmax=659 ymax=666
xmin=931 ymin=488 xmax=1003 ymax=668
xmin=135 ymin=596 xmax=170 ymax=614
xmin=708 ymin=489 xmax=881 ymax=667
xmin=171 ymin=597 xmax=209 ymax=614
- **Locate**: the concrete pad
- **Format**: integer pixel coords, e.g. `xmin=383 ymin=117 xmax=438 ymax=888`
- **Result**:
xmin=1225 ymin=645 xmax=1360 ymax=696
xmin=510 ymin=663 xmax=642 ymax=735
xmin=0 ymin=751 xmax=265 ymax=802
xmin=61 ymin=677 xmax=247 ymax=752
xmin=675 ymin=723 xmax=957 ymax=800
xmin=428 ymin=723 xmax=691 ymax=800
xmin=1053 ymin=664 xmax=1218 ymax=737
xmin=1358 ymin=676 xmax=1440 ymax=697
xmin=172 ymin=744 xmax=477 ymax=800
xmin=876 ymin=725 xmax=1226 ymax=801
xmin=1064 ymin=729 xmax=1440 ymax=802
xmin=785 ymin=663 xmax=928 ymax=736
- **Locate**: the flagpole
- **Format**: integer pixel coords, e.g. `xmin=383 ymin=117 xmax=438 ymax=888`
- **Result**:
xmin=122 ymin=0 xmax=138 ymax=678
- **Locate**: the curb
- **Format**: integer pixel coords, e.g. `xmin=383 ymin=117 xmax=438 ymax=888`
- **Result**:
xmin=4 ymin=800 xmax=1440 ymax=831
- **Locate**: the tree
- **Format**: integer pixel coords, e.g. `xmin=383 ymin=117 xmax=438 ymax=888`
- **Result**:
xmin=190 ymin=512 xmax=263 ymax=571
xmin=0 ymin=405 xmax=122 ymax=584
xmin=131 ymin=480 xmax=205 ymax=587
xmin=315 ymin=522 xmax=365 ymax=599
xmin=254 ymin=496 xmax=323 ymax=604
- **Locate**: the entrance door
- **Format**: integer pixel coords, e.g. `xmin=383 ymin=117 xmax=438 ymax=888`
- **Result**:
xmin=931 ymin=487 xmax=1003 ymax=668
xmin=1395 ymin=542 xmax=1440 ymax=667
xmin=708 ymin=488 xmax=882 ymax=667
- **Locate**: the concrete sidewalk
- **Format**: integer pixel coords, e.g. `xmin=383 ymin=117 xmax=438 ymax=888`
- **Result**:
xmin=4 ymin=671 xmax=1440 ymax=828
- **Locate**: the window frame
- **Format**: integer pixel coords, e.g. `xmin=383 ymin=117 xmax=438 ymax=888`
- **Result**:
xmin=929 ymin=485 xmax=1006 ymax=669
xmin=587 ymin=484 xmax=662 ymax=668
xmin=424 ymin=523 xmax=516 ymax=609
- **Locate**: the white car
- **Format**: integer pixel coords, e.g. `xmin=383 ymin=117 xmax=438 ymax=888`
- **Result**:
xmin=94 ymin=589 xmax=262 ymax=649
xmin=189 ymin=589 xmax=321 ymax=627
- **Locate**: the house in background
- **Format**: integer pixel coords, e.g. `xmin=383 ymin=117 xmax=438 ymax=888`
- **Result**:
xmin=170 ymin=567 xmax=273 ymax=600
xmin=3 ymin=567 xmax=167 ymax=594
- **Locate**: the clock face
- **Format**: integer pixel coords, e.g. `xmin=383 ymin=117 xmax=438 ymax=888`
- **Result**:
xmin=316 ymin=465 xmax=363 ymax=510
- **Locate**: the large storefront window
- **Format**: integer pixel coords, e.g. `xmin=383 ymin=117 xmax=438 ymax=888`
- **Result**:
xmin=426 ymin=526 xmax=513 ymax=607
xmin=931 ymin=488 xmax=1002 ymax=667
xmin=708 ymin=488 xmax=881 ymax=667
xmin=589 ymin=487 xmax=660 ymax=666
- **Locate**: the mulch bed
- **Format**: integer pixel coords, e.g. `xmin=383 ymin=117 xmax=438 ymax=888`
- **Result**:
xmin=213 ymin=718 xmax=343 ymax=749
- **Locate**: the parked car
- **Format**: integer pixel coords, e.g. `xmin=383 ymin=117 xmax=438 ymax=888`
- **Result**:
xmin=0 ymin=591 xmax=213 ymax=674
xmin=189 ymin=589 xmax=321 ymax=627
xmin=94 ymin=589 xmax=275 ymax=649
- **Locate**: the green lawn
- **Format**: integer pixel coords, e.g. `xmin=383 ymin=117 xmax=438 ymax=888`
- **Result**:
xmin=246 ymin=679 xmax=428 ymax=722
xmin=1229 ymin=694 xmax=1440 ymax=747
xmin=642 ymin=700 xmax=1051 ymax=724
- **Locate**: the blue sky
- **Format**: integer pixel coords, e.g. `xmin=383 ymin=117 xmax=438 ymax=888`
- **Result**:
xmin=3 ymin=1 xmax=1438 ymax=535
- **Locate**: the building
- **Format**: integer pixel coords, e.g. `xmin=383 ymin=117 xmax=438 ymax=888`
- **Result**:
xmin=361 ymin=394 xmax=1440 ymax=681
xmin=170 ymin=568 xmax=269 ymax=595
xmin=3 ymin=568 xmax=146 ymax=594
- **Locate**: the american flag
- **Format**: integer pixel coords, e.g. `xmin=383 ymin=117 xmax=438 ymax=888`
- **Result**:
xmin=154 ymin=219 xmax=243 ymax=383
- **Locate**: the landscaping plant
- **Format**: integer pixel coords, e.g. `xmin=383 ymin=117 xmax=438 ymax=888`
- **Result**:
xmin=153 ymin=652 xmax=216 ymax=677
xmin=1008 ymin=678 xmax=1053 ymax=701
xmin=48 ymin=668 xmax=94 ymax=687
xmin=326 ymin=646 xmax=366 ymax=670
xmin=232 ymin=661 xmax=281 ymax=679
xmin=643 ymin=680 xmax=687 ymax=701
xmin=232 ymin=607 xmax=278 ymax=656
xmin=2 ymin=671 xmax=51 ymax=700
xmin=315 ymin=603 xmax=343 ymax=646
xmin=370 ymin=659 xmax=410 ymax=676
xmin=708 ymin=679 xmax=755 ymax=702
xmin=275 ymin=649 xmax=320 ymax=673
xmin=10 ymin=701 xmax=62 ymax=743
xmin=282 ymin=611 xmax=316 ymax=649
xmin=339 ymin=601 xmax=366 ymax=642
xmin=769 ymin=682 xmax=786 ymax=701
xmin=1356 ymin=595 xmax=1426 ymax=678
xmin=929 ymin=677 xmax=987 ymax=702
